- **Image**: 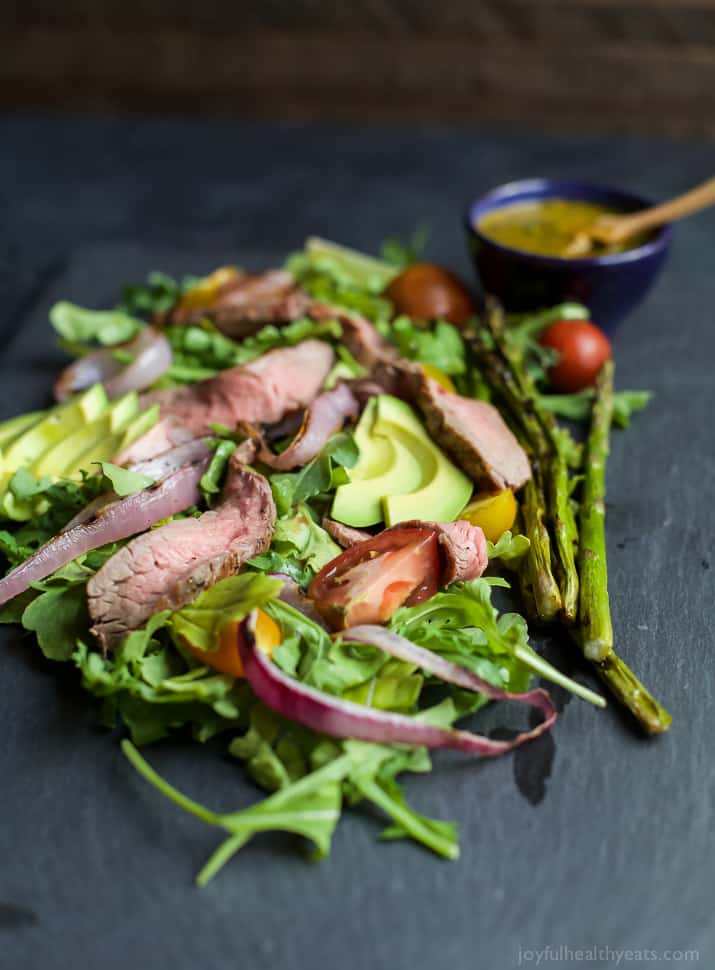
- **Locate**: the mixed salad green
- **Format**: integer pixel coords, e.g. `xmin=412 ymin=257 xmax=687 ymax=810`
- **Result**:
xmin=0 ymin=235 xmax=668 ymax=882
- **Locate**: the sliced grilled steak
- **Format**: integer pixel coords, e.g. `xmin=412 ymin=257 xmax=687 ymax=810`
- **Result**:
xmin=416 ymin=376 xmax=531 ymax=491
xmin=171 ymin=269 xmax=312 ymax=339
xmin=426 ymin=519 xmax=489 ymax=584
xmin=87 ymin=459 xmax=276 ymax=651
xmin=309 ymin=302 xmax=399 ymax=369
xmin=322 ymin=517 xmax=372 ymax=549
xmin=118 ymin=340 xmax=334 ymax=464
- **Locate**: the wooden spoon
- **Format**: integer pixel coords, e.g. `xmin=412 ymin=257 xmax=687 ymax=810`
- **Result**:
xmin=563 ymin=175 xmax=715 ymax=257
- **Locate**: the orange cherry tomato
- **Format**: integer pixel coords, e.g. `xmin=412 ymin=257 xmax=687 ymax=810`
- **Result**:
xmin=460 ymin=489 xmax=517 ymax=543
xmin=175 ymin=266 xmax=242 ymax=315
xmin=385 ymin=263 xmax=475 ymax=324
xmin=185 ymin=608 xmax=281 ymax=678
xmin=421 ymin=363 xmax=456 ymax=392
xmin=540 ymin=319 xmax=612 ymax=393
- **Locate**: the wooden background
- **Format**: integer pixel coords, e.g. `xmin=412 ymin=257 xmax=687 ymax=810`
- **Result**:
xmin=3 ymin=0 xmax=715 ymax=136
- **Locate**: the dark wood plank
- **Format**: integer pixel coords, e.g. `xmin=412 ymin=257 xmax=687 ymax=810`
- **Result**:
xmin=3 ymin=10 xmax=715 ymax=134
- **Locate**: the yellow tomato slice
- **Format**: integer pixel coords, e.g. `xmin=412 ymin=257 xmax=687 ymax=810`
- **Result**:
xmin=460 ymin=489 xmax=517 ymax=543
xmin=186 ymin=608 xmax=281 ymax=678
xmin=420 ymin=363 xmax=456 ymax=393
xmin=176 ymin=266 xmax=242 ymax=314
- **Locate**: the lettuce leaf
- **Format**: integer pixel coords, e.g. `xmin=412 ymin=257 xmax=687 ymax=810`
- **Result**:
xmin=386 ymin=316 xmax=466 ymax=376
xmin=170 ymin=573 xmax=283 ymax=653
xmin=539 ymin=388 xmax=652 ymax=429
xmin=99 ymin=462 xmax=154 ymax=497
xmin=487 ymin=530 xmax=531 ymax=566
xmin=50 ymin=301 xmax=144 ymax=346
xmin=164 ymin=316 xmax=341 ymax=381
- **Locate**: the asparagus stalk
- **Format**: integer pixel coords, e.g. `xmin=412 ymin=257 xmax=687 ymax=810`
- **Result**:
xmin=470 ymin=304 xmax=579 ymax=622
xmin=575 ymin=361 xmax=671 ymax=734
xmin=577 ymin=360 xmax=615 ymax=662
xmin=519 ymin=473 xmax=562 ymax=623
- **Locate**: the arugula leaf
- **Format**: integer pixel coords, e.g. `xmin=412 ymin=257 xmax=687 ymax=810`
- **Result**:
xmin=50 ymin=301 xmax=143 ymax=347
xmin=170 ymin=573 xmax=282 ymax=653
xmin=539 ymin=388 xmax=651 ymax=429
xmin=268 ymin=431 xmax=358 ymax=516
xmin=487 ymin=530 xmax=531 ymax=566
xmin=291 ymin=237 xmax=398 ymax=293
xmin=164 ymin=317 xmax=341 ymax=381
xmin=118 ymin=271 xmax=198 ymax=318
xmin=22 ymin=584 xmax=90 ymax=661
xmin=357 ymin=774 xmax=458 ymax=860
xmin=271 ymin=508 xmax=341 ymax=575
xmin=386 ymin=317 xmax=467 ymax=376
xmin=75 ymin=610 xmax=245 ymax=746
xmin=199 ymin=440 xmax=236 ymax=504
xmin=122 ymin=727 xmax=457 ymax=884
xmin=98 ymin=462 xmax=154 ymax=497
xmin=380 ymin=226 xmax=430 ymax=269
xmin=7 ymin=468 xmax=54 ymax=501
xmin=287 ymin=253 xmax=394 ymax=326
xmin=391 ymin=579 xmax=604 ymax=706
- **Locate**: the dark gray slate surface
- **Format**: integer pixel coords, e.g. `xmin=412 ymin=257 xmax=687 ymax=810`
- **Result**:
xmin=0 ymin=116 xmax=713 ymax=970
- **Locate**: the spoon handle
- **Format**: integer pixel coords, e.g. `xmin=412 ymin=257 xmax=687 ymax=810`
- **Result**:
xmin=613 ymin=175 xmax=715 ymax=238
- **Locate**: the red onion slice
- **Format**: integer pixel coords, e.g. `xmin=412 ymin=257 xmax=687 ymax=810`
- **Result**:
xmin=237 ymin=611 xmax=556 ymax=756
xmin=127 ymin=437 xmax=212 ymax=480
xmin=54 ymin=327 xmax=172 ymax=402
xmin=0 ymin=458 xmax=208 ymax=607
xmin=60 ymin=439 xmax=213 ymax=533
xmin=257 ymin=383 xmax=358 ymax=471
xmin=343 ymin=624 xmax=554 ymax=714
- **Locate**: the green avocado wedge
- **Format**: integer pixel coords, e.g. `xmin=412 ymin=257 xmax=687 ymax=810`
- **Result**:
xmin=331 ymin=397 xmax=424 ymax=526
xmin=331 ymin=394 xmax=473 ymax=529
xmin=116 ymin=403 xmax=160 ymax=454
xmin=0 ymin=410 xmax=47 ymax=451
xmin=0 ymin=384 xmax=108 ymax=490
xmin=33 ymin=391 xmax=139 ymax=480
xmin=373 ymin=396 xmax=472 ymax=526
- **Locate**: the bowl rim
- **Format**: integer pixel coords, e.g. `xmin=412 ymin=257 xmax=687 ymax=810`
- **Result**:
xmin=465 ymin=178 xmax=672 ymax=267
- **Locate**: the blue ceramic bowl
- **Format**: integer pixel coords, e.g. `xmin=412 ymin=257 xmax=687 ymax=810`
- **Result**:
xmin=465 ymin=179 xmax=672 ymax=335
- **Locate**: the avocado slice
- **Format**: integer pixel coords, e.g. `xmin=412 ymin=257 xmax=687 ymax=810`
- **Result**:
xmin=0 ymin=410 xmax=47 ymax=451
xmin=116 ymin=403 xmax=160 ymax=454
xmin=42 ymin=392 xmax=139 ymax=481
xmin=374 ymin=397 xmax=472 ymax=527
xmin=331 ymin=432 xmax=424 ymax=527
xmin=331 ymin=395 xmax=428 ymax=528
xmin=0 ymin=385 xmax=108 ymax=487
xmin=347 ymin=398 xmax=393 ymax=482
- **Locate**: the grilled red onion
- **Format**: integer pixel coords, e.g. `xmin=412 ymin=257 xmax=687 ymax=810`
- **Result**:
xmin=128 ymin=437 xmax=212 ymax=480
xmin=257 ymin=383 xmax=358 ymax=471
xmin=237 ymin=611 xmax=555 ymax=756
xmin=343 ymin=625 xmax=554 ymax=721
xmin=60 ymin=439 xmax=213 ymax=533
xmin=54 ymin=327 xmax=172 ymax=402
xmin=0 ymin=458 xmax=208 ymax=607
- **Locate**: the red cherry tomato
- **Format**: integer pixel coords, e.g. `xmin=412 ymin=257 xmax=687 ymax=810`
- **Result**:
xmin=540 ymin=319 xmax=612 ymax=393
xmin=385 ymin=262 xmax=475 ymax=324
xmin=308 ymin=526 xmax=442 ymax=631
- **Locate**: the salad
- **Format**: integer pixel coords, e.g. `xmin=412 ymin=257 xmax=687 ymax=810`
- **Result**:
xmin=0 ymin=235 xmax=670 ymax=883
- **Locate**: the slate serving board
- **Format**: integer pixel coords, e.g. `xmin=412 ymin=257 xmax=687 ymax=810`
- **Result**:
xmin=0 ymin=121 xmax=713 ymax=969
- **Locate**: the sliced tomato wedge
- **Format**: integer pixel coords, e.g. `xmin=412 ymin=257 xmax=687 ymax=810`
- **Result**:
xmin=308 ymin=526 xmax=441 ymax=630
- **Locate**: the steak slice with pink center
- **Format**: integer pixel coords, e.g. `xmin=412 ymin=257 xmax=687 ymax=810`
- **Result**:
xmin=87 ymin=458 xmax=276 ymax=651
xmin=118 ymin=339 xmax=334 ymax=464
xmin=417 ymin=377 xmax=531 ymax=491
